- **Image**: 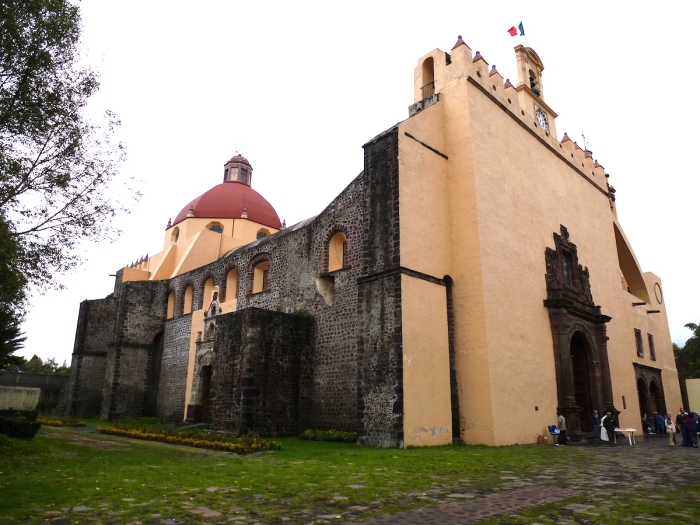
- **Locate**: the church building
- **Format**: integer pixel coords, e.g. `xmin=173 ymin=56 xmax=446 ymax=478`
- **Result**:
xmin=61 ymin=37 xmax=681 ymax=447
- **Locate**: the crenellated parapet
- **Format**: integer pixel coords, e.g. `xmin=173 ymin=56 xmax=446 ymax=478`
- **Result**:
xmin=410 ymin=36 xmax=616 ymax=205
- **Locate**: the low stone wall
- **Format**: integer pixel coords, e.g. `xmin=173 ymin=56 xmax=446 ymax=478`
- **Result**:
xmin=0 ymin=386 xmax=41 ymax=410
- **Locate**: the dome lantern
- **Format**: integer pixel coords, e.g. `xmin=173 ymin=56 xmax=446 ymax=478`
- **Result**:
xmin=223 ymin=154 xmax=253 ymax=186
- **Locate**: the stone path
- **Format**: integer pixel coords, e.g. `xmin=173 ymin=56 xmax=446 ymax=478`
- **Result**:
xmin=355 ymin=487 xmax=576 ymax=524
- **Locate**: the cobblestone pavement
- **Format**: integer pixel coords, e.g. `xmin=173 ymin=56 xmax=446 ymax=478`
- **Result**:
xmin=354 ymin=436 xmax=700 ymax=525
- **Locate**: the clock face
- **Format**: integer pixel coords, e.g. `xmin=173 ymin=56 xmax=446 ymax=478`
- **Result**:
xmin=536 ymin=108 xmax=548 ymax=130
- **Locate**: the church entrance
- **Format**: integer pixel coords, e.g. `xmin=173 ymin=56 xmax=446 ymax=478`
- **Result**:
xmin=637 ymin=377 xmax=650 ymax=418
xmin=571 ymin=333 xmax=592 ymax=432
xmin=200 ymin=365 xmax=212 ymax=421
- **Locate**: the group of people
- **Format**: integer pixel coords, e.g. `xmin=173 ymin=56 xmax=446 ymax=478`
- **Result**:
xmin=556 ymin=408 xmax=700 ymax=447
xmin=671 ymin=408 xmax=700 ymax=447
xmin=589 ymin=410 xmax=618 ymax=445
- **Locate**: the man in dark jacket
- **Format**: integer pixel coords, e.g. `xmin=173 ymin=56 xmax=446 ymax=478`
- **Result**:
xmin=603 ymin=411 xmax=616 ymax=446
xmin=678 ymin=409 xmax=689 ymax=446
xmin=591 ymin=410 xmax=602 ymax=442
xmin=654 ymin=412 xmax=665 ymax=435
xmin=686 ymin=412 xmax=699 ymax=448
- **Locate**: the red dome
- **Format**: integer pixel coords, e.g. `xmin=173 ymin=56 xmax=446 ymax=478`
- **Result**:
xmin=173 ymin=182 xmax=281 ymax=229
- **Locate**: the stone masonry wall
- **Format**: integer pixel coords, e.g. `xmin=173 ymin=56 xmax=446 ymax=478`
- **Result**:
xmin=210 ymin=308 xmax=315 ymax=436
xmin=160 ymin=173 xmax=366 ymax=431
xmin=101 ymin=280 xmax=169 ymax=419
xmin=157 ymin=315 xmax=192 ymax=419
xmin=357 ymin=127 xmax=404 ymax=447
xmin=62 ymin=296 xmax=117 ymax=417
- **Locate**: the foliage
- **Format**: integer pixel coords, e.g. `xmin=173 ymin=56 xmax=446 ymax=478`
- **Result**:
xmin=299 ymin=428 xmax=357 ymax=442
xmin=0 ymin=0 xmax=137 ymax=297
xmin=96 ymin=426 xmax=281 ymax=453
xmin=0 ymin=413 xmax=41 ymax=438
xmin=674 ymin=322 xmax=700 ymax=379
xmin=0 ymin=304 xmax=26 ymax=369
xmin=0 ymin=409 xmax=38 ymax=421
xmin=5 ymin=354 xmax=69 ymax=374
xmin=36 ymin=415 xmax=85 ymax=427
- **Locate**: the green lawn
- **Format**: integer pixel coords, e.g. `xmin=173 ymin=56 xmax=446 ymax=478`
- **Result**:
xmin=1 ymin=426 xmax=699 ymax=524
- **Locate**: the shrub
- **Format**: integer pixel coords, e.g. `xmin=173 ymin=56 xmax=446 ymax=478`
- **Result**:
xmin=299 ymin=429 xmax=357 ymax=442
xmin=0 ymin=417 xmax=41 ymax=439
xmin=0 ymin=409 xmax=38 ymax=421
xmin=96 ymin=426 xmax=281 ymax=453
xmin=37 ymin=416 xmax=86 ymax=427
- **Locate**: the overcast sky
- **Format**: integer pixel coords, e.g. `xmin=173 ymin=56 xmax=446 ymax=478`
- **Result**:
xmin=18 ymin=0 xmax=700 ymax=364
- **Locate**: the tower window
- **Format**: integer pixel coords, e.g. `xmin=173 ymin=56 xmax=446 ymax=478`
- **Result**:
xmin=166 ymin=291 xmax=175 ymax=319
xmin=328 ymin=231 xmax=347 ymax=272
xmin=183 ymin=285 xmax=194 ymax=315
xmin=648 ymin=334 xmax=656 ymax=361
xmin=635 ymin=329 xmax=644 ymax=358
xmin=225 ymin=269 xmax=238 ymax=303
xmin=562 ymin=253 xmax=573 ymax=285
xmin=253 ymin=261 xmax=269 ymax=293
xmin=240 ymin=168 xmax=248 ymax=185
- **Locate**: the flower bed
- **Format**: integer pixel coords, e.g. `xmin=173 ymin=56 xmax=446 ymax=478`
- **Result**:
xmin=96 ymin=426 xmax=281 ymax=453
xmin=37 ymin=416 xmax=86 ymax=427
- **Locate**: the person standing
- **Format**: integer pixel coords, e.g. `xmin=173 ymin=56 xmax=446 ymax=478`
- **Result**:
xmin=687 ymin=412 xmax=699 ymax=448
xmin=591 ymin=410 xmax=602 ymax=442
xmin=557 ymin=411 xmax=568 ymax=446
xmin=665 ymin=414 xmax=676 ymax=446
xmin=677 ymin=408 xmax=687 ymax=446
xmin=603 ymin=411 xmax=616 ymax=446
xmin=654 ymin=412 xmax=665 ymax=435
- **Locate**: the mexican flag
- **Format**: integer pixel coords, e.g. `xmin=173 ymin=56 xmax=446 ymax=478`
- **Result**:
xmin=508 ymin=22 xmax=525 ymax=36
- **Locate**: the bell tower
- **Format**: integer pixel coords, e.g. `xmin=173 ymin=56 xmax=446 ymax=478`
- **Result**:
xmin=223 ymin=154 xmax=253 ymax=186
xmin=514 ymin=45 xmax=557 ymax=138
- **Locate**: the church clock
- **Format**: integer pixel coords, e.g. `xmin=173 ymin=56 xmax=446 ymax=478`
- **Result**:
xmin=535 ymin=107 xmax=548 ymax=131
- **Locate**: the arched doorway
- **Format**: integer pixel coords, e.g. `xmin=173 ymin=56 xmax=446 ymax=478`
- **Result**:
xmin=570 ymin=333 xmax=592 ymax=432
xmin=637 ymin=378 xmax=650 ymax=419
xmin=649 ymin=381 xmax=665 ymax=416
xmin=200 ymin=365 xmax=212 ymax=421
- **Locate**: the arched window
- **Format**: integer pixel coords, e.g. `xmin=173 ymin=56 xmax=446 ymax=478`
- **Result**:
xmin=203 ymin=278 xmax=214 ymax=307
xmin=225 ymin=269 xmax=238 ymax=302
xmin=166 ymin=291 xmax=175 ymax=319
xmin=256 ymin=229 xmax=269 ymax=240
xmin=183 ymin=285 xmax=193 ymax=315
xmin=328 ymin=232 xmax=347 ymax=272
xmin=208 ymin=223 xmax=224 ymax=234
xmin=529 ymin=69 xmax=540 ymax=96
xmin=421 ymin=57 xmax=435 ymax=98
xmin=253 ymin=261 xmax=269 ymax=293
xmin=171 ymin=227 xmax=180 ymax=243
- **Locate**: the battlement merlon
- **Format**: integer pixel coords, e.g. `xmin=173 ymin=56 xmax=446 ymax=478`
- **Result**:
xmin=410 ymin=36 xmax=616 ymax=202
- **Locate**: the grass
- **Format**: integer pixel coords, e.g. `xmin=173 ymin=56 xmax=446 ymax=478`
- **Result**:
xmin=2 ymin=426 xmax=699 ymax=524
xmin=1 ymin=426 xmax=574 ymax=524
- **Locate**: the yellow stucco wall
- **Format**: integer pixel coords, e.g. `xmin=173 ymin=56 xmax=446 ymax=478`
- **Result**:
xmin=686 ymin=379 xmax=700 ymax=413
xmin=398 ymin=43 xmax=681 ymax=445
xmin=401 ymin=275 xmax=452 ymax=447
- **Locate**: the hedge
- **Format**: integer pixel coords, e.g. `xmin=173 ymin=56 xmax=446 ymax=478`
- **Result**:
xmin=96 ymin=427 xmax=281 ymax=453
xmin=299 ymin=429 xmax=357 ymax=442
xmin=0 ymin=417 xmax=41 ymax=439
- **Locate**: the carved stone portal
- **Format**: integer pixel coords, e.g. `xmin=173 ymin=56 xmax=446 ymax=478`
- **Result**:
xmin=186 ymin=292 xmax=222 ymax=422
xmin=544 ymin=226 xmax=618 ymax=441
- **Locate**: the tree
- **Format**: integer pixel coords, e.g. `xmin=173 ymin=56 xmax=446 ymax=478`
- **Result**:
xmin=0 ymin=0 xmax=136 ymax=294
xmin=674 ymin=323 xmax=700 ymax=379
xmin=0 ymin=0 xmax=137 ymax=367
xmin=3 ymin=354 xmax=69 ymax=375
